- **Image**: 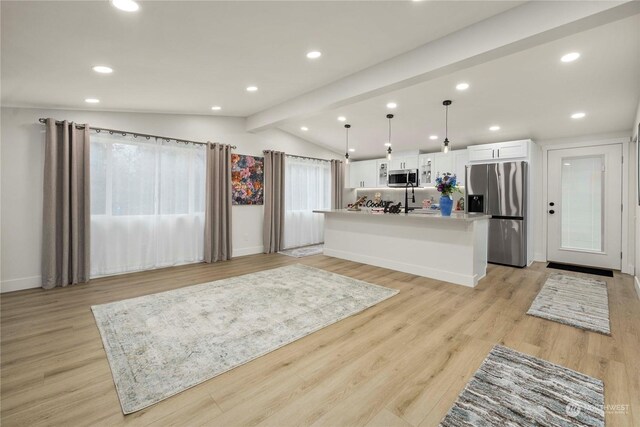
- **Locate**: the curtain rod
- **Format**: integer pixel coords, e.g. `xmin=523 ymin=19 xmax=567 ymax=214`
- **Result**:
xmin=285 ymin=153 xmax=335 ymax=163
xmin=38 ymin=118 xmax=236 ymax=149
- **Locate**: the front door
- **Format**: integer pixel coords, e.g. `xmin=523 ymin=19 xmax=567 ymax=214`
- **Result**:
xmin=547 ymin=144 xmax=622 ymax=269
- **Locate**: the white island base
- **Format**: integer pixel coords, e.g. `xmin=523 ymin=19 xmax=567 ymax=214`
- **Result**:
xmin=315 ymin=210 xmax=490 ymax=287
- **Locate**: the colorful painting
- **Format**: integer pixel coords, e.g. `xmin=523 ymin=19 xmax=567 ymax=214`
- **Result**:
xmin=231 ymin=154 xmax=264 ymax=205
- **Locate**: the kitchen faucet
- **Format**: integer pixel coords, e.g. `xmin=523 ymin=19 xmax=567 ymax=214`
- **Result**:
xmin=404 ymin=182 xmax=415 ymax=214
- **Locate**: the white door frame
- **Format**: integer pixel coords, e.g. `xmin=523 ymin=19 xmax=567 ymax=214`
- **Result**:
xmin=541 ymin=137 xmax=631 ymax=274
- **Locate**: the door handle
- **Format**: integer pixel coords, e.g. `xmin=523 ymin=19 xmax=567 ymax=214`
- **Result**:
xmin=549 ymin=210 xmax=555 ymax=214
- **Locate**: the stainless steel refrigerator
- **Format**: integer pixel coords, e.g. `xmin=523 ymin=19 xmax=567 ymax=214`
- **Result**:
xmin=466 ymin=161 xmax=527 ymax=267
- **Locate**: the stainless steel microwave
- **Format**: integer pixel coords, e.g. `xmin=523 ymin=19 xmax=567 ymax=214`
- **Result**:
xmin=388 ymin=169 xmax=419 ymax=187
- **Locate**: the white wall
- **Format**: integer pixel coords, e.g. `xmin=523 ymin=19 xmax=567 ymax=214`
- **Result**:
xmin=0 ymin=107 xmax=340 ymax=292
xmin=632 ymin=100 xmax=640 ymax=298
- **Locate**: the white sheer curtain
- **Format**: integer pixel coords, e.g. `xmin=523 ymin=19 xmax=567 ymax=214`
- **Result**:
xmin=90 ymin=133 xmax=206 ymax=277
xmin=284 ymin=156 xmax=331 ymax=249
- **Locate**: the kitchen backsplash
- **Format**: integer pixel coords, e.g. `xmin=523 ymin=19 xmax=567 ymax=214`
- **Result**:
xmin=353 ymin=188 xmax=466 ymax=210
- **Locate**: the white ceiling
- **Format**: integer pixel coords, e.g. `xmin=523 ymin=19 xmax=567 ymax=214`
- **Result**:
xmin=279 ymin=14 xmax=640 ymax=158
xmin=0 ymin=0 xmax=522 ymax=116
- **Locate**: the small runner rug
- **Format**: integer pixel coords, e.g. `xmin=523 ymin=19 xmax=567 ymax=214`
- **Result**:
xmin=278 ymin=244 xmax=323 ymax=258
xmin=440 ymin=345 xmax=605 ymax=427
xmin=92 ymin=264 xmax=398 ymax=414
xmin=527 ymin=273 xmax=610 ymax=335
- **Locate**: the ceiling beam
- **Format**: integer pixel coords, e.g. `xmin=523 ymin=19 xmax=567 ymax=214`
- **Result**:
xmin=246 ymin=1 xmax=639 ymax=132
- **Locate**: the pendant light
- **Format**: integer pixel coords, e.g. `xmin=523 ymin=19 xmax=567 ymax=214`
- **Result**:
xmin=386 ymin=114 xmax=393 ymax=160
xmin=344 ymin=124 xmax=351 ymax=164
xmin=441 ymin=100 xmax=452 ymax=153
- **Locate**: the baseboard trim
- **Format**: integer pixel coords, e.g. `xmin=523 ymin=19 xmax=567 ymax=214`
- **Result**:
xmin=233 ymin=246 xmax=264 ymax=257
xmin=1 ymin=276 xmax=41 ymax=293
xmin=635 ymin=276 xmax=640 ymax=300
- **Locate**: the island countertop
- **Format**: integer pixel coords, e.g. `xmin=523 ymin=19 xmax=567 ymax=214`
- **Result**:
xmin=313 ymin=209 xmax=491 ymax=222
xmin=315 ymin=208 xmax=489 ymax=287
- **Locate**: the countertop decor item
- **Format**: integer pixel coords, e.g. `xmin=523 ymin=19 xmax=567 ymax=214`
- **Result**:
xmin=92 ymin=264 xmax=398 ymax=414
xmin=440 ymin=345 xmax=604 ymax=427
xmin=348 ymin=195 xmax=367 ymax=211
xmin=434 ymin=173 xmax=461 ymax=216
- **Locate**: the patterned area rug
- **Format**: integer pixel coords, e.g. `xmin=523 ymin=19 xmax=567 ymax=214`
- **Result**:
xmin=527 ymin=273 xmax=610 ymax=335
xmin=440 ymin=345 xmax=605 ymax=427
xmin=278 ymin=244 xmax=323 ymax=258
xmin=92 ymin=264 xmax=398 ymax=414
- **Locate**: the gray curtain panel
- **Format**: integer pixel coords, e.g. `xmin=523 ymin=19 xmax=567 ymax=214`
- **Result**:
xmin=263 ymin=150 xmax=285 ymax=253
xmin=330 ymin=159 xmax=344 ymax=209
xmin=204 ymin=143 xmax=233 ymax=263
xmin=42 ymin=118 xmax=91 ymax=289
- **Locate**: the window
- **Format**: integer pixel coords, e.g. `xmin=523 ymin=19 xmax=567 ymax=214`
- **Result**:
xmin=90 ymin=133 xmax=206 ymax=277
xmin=284 ymin=156 xmax=331 ymax=248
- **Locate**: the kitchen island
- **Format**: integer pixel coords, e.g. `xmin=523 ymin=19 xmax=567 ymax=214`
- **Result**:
xmin=313 ymin=209 xmax=490 ymax=287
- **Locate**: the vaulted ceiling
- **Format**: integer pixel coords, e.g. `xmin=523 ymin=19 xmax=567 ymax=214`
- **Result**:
xmin=2 ymin=1 xmax=639 ymax=158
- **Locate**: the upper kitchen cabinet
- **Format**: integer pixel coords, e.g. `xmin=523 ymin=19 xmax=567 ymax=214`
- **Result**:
xmin=390 ymin=153 xmax=419 ymax=170
xmin=419 ymin=154 xmax=435 ymax=187
xmin=375 ymin=159 xmax=389 ymax=187
xmin=433 ymin=152 xmax=455 ymax=177
xmin=467 ymin=139 xmax=531 ymax=163
xmin=454 ymin=150 xmax=469 ymax=186
xmin=420 ymin=149 xmax=468 ymax=186
xmin=348 ymin=159 xmax=378 ymax=188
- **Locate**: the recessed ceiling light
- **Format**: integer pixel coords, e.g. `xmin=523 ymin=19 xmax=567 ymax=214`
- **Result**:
xmin=489 ymin=125 xmax=500 ymax=131
xmin=211 ymin=106 xmax=221 ymax=111
xmin=561 ymin=52 xmax=580 ymax=63
xmin=246 ymin=86 xmax=258 ymax=92
xmin=300 ymin=126 xmax=309 ymax=131
xmin=306 ymin=51 xmax=322 ymax=59
xmin=337 ymin=116 xmax=346 ymax=122
xmin=85 ymin=98 xmax=100 ymax=104
xmin=456 ymin=82 xmax=470 ymax=91
xmin=429 ymin=135 xmax=438 ymax=140
xmin=111 ymin=0 xmax=139 ymax=12
xmin=348 ymin=148 xmax=355 ymax=152
xmin=92 ymin=65 xmax=113 ymax=74
xmin=564 ymin=162 xmax=571 ymax=166
xmin=571 ymin=112 xmax=586 ymax=119
xmin=386 ymin=102 xmax=397 ymax=109
xmin=384 ymin=142 xmax=392 ymax=147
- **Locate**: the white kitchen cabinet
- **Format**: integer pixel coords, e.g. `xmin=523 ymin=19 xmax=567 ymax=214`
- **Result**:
xmin=433 ymin=152 xmax=455 ymax=178
xmin=419 ymin=154 xmax=435 ymax=187
xmin=390 ymin=155 xmax=418 ymax=170
xmin=375 ymin=159 xmax=389 ymax=187
xmin=454 ymin=150 xmax=469 ymax=186
xmin=348 ymin=159 xmax=377 ymax=188
xmin=468 ymin=140 xmax=530 ymax=163
xmin=467 ymin=145 xmax=495 ymax=162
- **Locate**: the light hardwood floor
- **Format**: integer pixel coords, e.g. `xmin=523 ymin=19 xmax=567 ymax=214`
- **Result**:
xmin=1 ymin=254 xmax=639 ymax=427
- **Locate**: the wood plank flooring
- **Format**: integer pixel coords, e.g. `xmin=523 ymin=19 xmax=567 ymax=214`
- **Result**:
xmin=1 ymin=254 xmax=638 ymax=426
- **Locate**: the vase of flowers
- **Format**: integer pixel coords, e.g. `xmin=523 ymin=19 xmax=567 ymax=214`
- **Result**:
xmin=435 ymin=173 xmax=461 ymax=216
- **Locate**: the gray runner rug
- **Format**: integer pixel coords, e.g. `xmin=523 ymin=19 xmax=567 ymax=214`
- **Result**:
xmin=527 ymin=273 xmax=610 ymax=335
xmin=440 ymin=345 xmax=605 ymax=427
xmin=278 ymin=244 xmax=324 ymax=258
xmin=92 ymin=264 xmax=398 ymax=414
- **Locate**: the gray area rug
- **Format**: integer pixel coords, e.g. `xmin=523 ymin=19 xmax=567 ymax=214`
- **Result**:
xmin=527 ymin=273 xmax=610 ymax=335
xmin=92 ymin=264 xmax=398 ymax=414
xmin=440 ymin=345 xmax=605 ymax=427
xmin=278 ymin=244 xmax=324 ymax=258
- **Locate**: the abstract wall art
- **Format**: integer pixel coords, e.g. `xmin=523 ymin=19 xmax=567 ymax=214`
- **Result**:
xmin=231 ymin=154 xmax=264 ymax=205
